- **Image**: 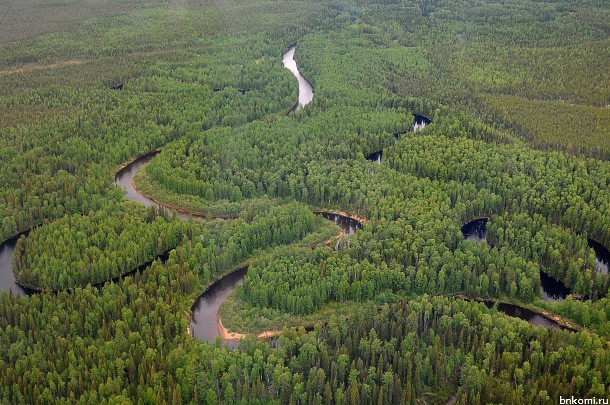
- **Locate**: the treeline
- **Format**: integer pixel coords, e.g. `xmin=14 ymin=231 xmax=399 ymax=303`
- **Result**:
xmin=487 ymin=213 xmax=609 ymax=298
xmin=12 ymin=202 xmax=188 ymax=290
xmin=189 ymin=296 xmax=609 ymax=404
xmin=366 ymin=0 xmax=610 ymax=157
xmin=184 ymin=202 xmax=317 ymax=286
xmin=238 ymin=219 xmax=542 ymax=315
xmin=139 ymin=20 xmax=610 ymax=310
xmin=384 ymin=131 xmax=610 ymax=296
xmin=141 ymin=105 xmax=411 ymax=207
xmin=543 ymin=296 xmax=610 ymax=338
xmin=239 ymin=246 xmax=406 ymax=315
xmin=0 ymin=249 xmax=197 ymax=404
xmin=0 ymin=0 xmax=609 ymax=402
xmin=3 ymin=260 xmax=608 ymax=404
xmin=12 ymin=200 xmax=316 ymax=291
xmin=0 ymin=4 xmax=330 ymax=242
xmin=0 ymin=200 xmax=324 ymax=403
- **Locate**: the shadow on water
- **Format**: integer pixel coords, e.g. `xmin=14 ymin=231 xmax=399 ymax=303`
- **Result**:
xmin=459 ymin=297 xmax=575 ymax=331
xmin=190 ymin=266 xmax=249 ymax=349
xmin=461 ymin=218 xmax=488 ymax=242
xmin=588 ymin=238 xmax=610 ymax=275
xmin=482 ymin=301 xmax=572 ymax=331
xmin=540 ymin=270 xmax=571 ymax=301
xmin=366 ymin=113 xmax=433 ymax=164
xmin=459 ymin=218 xmax=574 ymax=302
xmin=365 ymin=149 xmax=382 ymax=164
xmin=413 ymin=114 xmax=432 ymax=132
xmin=315 ymin=212 xmax=362 ymax=236
xmin=90 ymin=250 xmax=172 ymax=291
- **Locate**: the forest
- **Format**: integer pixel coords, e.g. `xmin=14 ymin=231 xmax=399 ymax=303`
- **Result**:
xmin=0 ymin=0 xmax=609 ymax=403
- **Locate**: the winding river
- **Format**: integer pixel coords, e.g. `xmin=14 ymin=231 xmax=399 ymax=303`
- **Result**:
xmin=124 ymin=44 xmax=328 ymax=346
xmin=0 ymin=46 xmax=583 ymax=340
xmin=460 ymin=217 xmax=573 ymax=301
xmin=115 ymin=151 xmax=197 ymax=221
xmin=189 ymin=211 xmax=361 ymax=348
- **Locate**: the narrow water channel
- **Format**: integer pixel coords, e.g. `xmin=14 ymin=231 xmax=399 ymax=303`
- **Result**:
xmin=114 ymin=151 xmax=196 ymax=221
xmin=189 ymin=212 xmax=362 ymax=345
xmin=0 ymin=231 xmax=32 ymax=296
xmin=540 ymin=271 xmax=571 ymax=301
xmin=588 ymin=238 xmax=610 ymax=275
xmin=480 ymin=300 xmax=571 ymax=331
xmin=190 ymin=266 xmax=249 ymax=349
xmin=366 ymin=113 xmax=432 ymax=164
xmin=141 ymin=45 xmax=318 ymax=347
xmin=282 ymin=45 xmax=313 ymax=110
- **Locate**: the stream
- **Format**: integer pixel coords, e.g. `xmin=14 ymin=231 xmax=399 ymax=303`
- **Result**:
xmin=0 ymin=45 xmax=586 ymax=340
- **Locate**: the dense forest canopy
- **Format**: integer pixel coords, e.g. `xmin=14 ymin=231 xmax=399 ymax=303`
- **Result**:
xmin=0 ymin=0 xmax=609 ymax=403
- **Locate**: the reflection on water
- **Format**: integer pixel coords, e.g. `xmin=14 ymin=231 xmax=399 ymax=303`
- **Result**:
xmin=413 ymin=114 xmax=432 ymax=132
xmin=190 ymin=266 xmax=249 ymax=349
xmin=461 ymin=218 xmax=487 ymax=243
xmin=282 ymin=46 xmax=313 ymax=110
xmin=481 ymin=300 xmax=570 ymax=331
xmin=365 ymin=150 xmax=382 ymax=165
xmin=540 ymin=270 xmax=571 ymax=301
xmin=0 ymin=231 xmax=31 ymax=296
xmin=588 ymin=238 xmax=610 ymax=275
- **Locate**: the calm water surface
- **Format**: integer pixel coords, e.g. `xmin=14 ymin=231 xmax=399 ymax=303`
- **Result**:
xmin=282 ymin=46 xmax=313 ymax=110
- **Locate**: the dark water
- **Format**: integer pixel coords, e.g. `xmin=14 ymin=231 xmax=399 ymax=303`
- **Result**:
xmin=461 ymin=218 xmax=488 ymax=242
xmin=480 ymin=300 xmax=571 ymax=331
xmin=0 ymin=150 xmax=176 ymax=297
xmin=365 ymin=149 xmax=383 ymax=165
xmin=316 ymin=212 xmax=363 ymax=249
xmin=413 ymin=114 xmax=432 ymax=132
xmin=282 ymin=46 xmax=313 ymax=110
xmin=459 ymin=218 xmax=572 ymax=301
xmin=316 ymin=212 xmax=362 ymax=235
xmin=189 ymin=212 xmax=362 ymax=344
xmin=0 ymin=231 xmax=33 ymax=296
xmin=190 ymin=266 xmax=249 ymax=349
xmin=588 ymin=238 xmax=610 ymax=275
xmin=0 ymin=227 xmax=170 ymax=295
xmin=540 ymin=270 xmax=571 ymax=301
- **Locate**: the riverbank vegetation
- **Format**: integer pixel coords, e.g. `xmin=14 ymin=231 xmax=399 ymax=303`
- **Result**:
xmin=0 ymin=0 xmax=609 ymax=402
xmin=12 ymin=202 xmax=187 ymax=290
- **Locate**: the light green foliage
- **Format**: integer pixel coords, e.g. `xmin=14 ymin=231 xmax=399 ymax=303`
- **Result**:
xmin=0 ymin=0 xmax=610 ymax=403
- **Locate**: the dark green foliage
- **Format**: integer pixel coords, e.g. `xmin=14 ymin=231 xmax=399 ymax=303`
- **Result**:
xmin=189 ymin=296 xmax=610 ymax=404
xmin=0 ymin=0 xmax=609 ymax=402
xmin=12 ymin=202 xmax=188 ymax=290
